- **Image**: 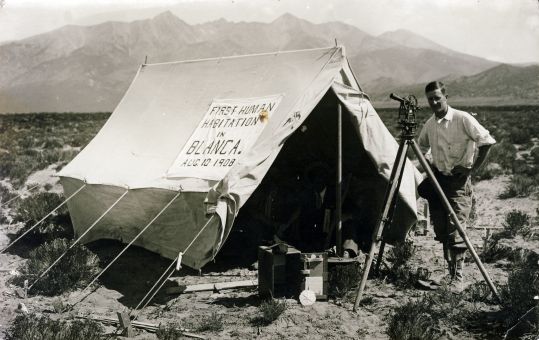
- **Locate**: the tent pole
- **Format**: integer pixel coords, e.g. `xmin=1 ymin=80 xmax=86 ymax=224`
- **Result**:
xmin=336 ymin=103 xmax=343 ymax=257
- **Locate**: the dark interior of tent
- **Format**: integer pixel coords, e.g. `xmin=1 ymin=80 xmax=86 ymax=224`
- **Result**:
xmin=221 ymin=89 xmax=394 ymax=263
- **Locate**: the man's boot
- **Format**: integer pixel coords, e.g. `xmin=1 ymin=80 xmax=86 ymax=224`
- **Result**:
xmin=448 ymin=249 xmax=465 ymax=293
xmin=433 ymin=243 xmax=454 ymax=286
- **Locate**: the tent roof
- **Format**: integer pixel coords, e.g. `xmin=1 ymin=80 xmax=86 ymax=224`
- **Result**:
xmin=58 ymin=47 xmax=353 ymax=191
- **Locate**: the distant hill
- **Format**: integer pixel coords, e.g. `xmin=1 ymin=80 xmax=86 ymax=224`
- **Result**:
xmin=370 ymin=64 xmax=539 ymax=106
xmin=0 ymin=11 xmax=527 ymax=113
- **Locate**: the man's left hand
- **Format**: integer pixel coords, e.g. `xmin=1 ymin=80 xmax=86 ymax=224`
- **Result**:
xmin=451 ymin=165 xmax=472 ymax=177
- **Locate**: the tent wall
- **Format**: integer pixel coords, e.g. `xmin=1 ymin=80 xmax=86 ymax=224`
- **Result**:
xmin=60 ymin=177 xmax=221 ymax=269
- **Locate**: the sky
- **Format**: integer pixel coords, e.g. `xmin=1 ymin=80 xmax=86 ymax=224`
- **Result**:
xmin=1 ymin=0 xmax=538 ymax=64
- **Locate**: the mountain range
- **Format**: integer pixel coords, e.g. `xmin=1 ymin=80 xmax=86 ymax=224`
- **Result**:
xmin=0 ymin=12 xmax=537 ymax=113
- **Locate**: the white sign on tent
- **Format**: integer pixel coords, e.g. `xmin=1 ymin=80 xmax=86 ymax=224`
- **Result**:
xmin=166 ymin=94 xmax=283 ymax=180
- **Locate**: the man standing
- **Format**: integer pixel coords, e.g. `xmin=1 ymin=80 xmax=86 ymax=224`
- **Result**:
xmin=417 ymin=81 xmax=495 ymax=292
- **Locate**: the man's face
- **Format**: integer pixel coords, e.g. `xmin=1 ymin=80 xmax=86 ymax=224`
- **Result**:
xmin=426 ymin=89 xmax=448 ymax=118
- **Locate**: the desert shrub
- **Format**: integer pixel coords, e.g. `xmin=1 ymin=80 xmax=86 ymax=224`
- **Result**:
xmin=473 ymin=162 xmax=503 ymax=181
xmin=5 ymin=313 xmax=107 ymax=340
xmin=0 ymin=113 xmax=108 ymax=189
xmin=6 ymin=155 xmax=40 ymax=188
xmin=0 ymin=213 xmax=8 ymax=225
xmin=11 ymin=239 xmax=100 ymax=296
xmin=13 ymin=192 xmax=73 ymax=242
xmin=0 ymin=153 xmax=16 ymax=179
xmin=3 ymin=151 xmax=50 ymax=189
xmin=387 ymin=287 xmax=470 ymax=340
xmin=69 ymin=134 xmax=91 ymax=148
xmin=462 ymin=282 xmax=495 ymax=304
xmin=503 ymin=210 xmax=532 ymax=238
xmin=385 ymin=240 xmax=419 ymax=288
xmin=509 ymin=127 xmax=531 ymax=145
xmin=19 ymin=135 xmax=37 ymax=149
xmin=43 ymin=137 xmax=63 ymax=149
xmin=252 ymin=299 xmax=287 ymax=326
xmin=391 ymin=265 xmax=422 ymax=288
xmin=156 ymin=323 xmax=188 ymax=340
xmin=196 ymin=312 xmax=224 ymax=332
xmin=42 ymin=149 xmax=76 ymax=164
xmin=43 ymin=149 xmax=63 ymax=164
xmin=328 ymin=262 xmax=361 ymax=299
xmin=481 ymin=236 xmax=507 ymax=262
xmin=499 ymin=175 xmax=537 ymax=198
xmin=388 ymin=240 xmax=415 ymax=268
xmin=488 ymin=141 xmax=517 ymax=171
xmin=358 ymin=295 xmax=375 ymax=307
xmin=387 ymin=297 xmax=439 ymax=340
xmin=0 ymin=183 xmax=16 ymax=204
xmin=531 ymin=147 xmax=539 ymax=166
xmin=14 ymin=192 xmax=62 ymax=223
xmin=499 ymin=256 xmax=539 ymax=336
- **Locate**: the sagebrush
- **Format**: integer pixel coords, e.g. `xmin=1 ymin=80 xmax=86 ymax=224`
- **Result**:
xmin=252 ymin=299 xmax=287 ymax=326
xmin=11 ymin=238 xmax=100 ymax=296
xmin=13 ymin=192 xmax=73 ymax=243
xmin=500 ymin=255 xmax=539 ymax=328
xmin=328 ymin=262 xmax=361 ymax=299
xmin=503 ymin=210 xmax=532 ymax=238
xmin=6 ymin=313 xmax=107 ymax=340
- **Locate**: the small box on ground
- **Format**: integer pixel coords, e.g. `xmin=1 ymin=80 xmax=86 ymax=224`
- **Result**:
xmin=258 ymin=245 xmax=328 ymax=300
xmin=258 ymin=244 xmax=301 ymax=298
xmin=300 ymin=252 xmax=328 ymax=300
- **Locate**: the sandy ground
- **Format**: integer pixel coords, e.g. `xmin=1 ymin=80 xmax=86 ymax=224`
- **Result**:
xmin=0 ymin=173 xmax=537 ymax=339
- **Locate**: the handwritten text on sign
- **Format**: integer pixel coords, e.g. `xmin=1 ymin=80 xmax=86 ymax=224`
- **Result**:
xmin=166 ymin=95 xmax=283 ymax=180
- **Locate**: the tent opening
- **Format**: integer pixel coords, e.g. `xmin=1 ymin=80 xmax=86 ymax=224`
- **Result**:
xmin=219 ymin=89 xmax=389 ymax=263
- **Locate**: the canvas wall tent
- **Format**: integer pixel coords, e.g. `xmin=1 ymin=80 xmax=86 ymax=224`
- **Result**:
xmin=57 ymin=46 xmax=421 ymax=269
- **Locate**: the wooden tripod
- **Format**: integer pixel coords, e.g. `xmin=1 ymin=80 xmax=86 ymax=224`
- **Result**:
xmin=352 ymin=94 xmax=500 ymax=311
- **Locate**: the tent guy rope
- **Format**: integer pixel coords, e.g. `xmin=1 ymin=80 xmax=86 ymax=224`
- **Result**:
xmin=28 ymin=188 xmax=129 ymax=291
xmin=132 ymin=214 xmax=216 ymax=319
xmin=0 ymin=184 xmax=87 ymax=254
xmin=0 ymin=183 xmax=40 ymax=207
xmin=68 ymin=190 xmax=182 ymax=308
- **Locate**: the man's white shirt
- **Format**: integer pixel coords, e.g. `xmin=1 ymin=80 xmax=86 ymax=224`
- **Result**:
xmin=418 ymin=106 xmax=496 ymax=176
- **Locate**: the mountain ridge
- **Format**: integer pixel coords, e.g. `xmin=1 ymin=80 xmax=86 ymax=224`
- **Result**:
xmin=370 ymin=63 xmax=539 ymax=105
xmin=1 ymin=12 xmax=534 ymax=113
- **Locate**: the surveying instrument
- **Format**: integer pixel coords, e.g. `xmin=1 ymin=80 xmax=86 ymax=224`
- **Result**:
xmin=352 ymin=93 xmax=500 ymax=311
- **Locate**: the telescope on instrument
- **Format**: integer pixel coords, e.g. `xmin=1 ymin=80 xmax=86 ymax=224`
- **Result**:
xmin=389 ymin=93 xmax=420 ymax=139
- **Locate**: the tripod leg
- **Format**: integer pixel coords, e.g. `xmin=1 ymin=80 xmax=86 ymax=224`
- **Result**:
xmin=353 ymin=140 xmax=410 ymax=311
xmin=410 ymin=140 xmax=500 ymax=302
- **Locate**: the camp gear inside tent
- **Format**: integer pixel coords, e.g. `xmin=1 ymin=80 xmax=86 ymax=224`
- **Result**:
xmin=57 ymin=46 xmax=421 ymax=270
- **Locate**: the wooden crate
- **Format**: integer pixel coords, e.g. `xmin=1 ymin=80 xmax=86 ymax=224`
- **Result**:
xmin=258 ymin=245 xmax=301 ymax=298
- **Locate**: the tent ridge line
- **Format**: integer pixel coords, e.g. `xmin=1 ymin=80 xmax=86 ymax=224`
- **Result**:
xmin=142 ymin=46 xmax=341 ymax=67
